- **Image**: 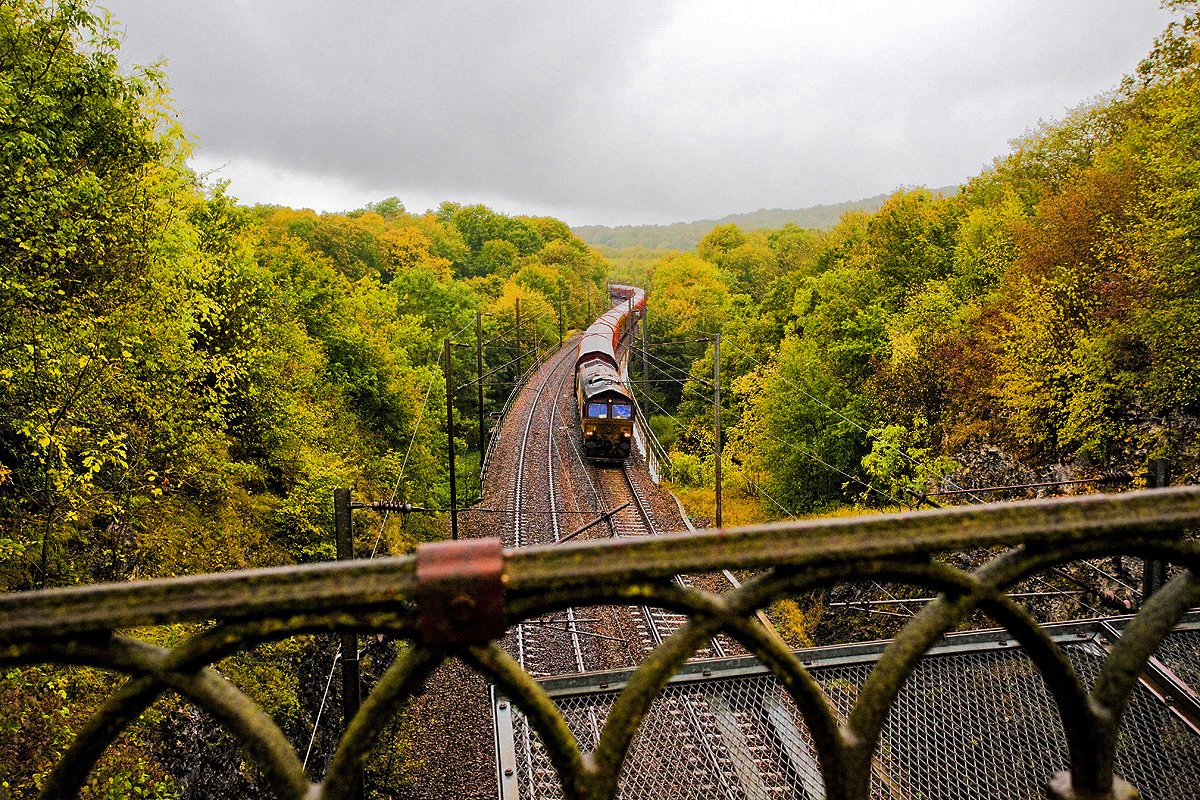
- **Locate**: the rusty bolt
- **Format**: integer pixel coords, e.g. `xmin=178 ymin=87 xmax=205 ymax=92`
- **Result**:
xmin=449 ymin=593 xmax=477 ymax=622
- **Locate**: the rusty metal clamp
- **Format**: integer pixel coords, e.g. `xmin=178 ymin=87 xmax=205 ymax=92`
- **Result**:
xmin=416 ymin=538 xmax=507 ymax=645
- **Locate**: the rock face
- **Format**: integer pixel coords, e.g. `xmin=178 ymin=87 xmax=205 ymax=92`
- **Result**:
xmin=942 ymin=406 xmax=1199 ymax=501
xmin=945 ymin=444 xmax=1056 ymax=499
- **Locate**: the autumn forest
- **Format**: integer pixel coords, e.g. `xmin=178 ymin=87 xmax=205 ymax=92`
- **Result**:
xmin=3 ymin=0 xmax=1200 ymax=795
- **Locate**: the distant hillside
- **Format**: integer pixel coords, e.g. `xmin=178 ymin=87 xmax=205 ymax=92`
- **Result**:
xmin=573 ymin=186 xmax=960 ymax=251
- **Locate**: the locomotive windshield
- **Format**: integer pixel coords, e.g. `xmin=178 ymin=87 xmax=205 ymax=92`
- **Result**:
xmin=587 ymin=403 xmax=608 ymax=418
xmin=612 ymin=403 xmax=633 ymax=419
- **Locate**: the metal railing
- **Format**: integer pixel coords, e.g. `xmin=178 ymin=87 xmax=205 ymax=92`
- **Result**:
xmin=501 ymin=613 xmax=1200 ymax=800
xmin=2 ymin=486 xmax=1200 ymax=799
xmin=631 ymin=407 xmax=672 ymax=484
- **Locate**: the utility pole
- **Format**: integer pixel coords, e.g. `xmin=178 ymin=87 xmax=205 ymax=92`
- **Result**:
xmin=334 ymin=488 xmax=365 ymax=800
xmin=558 ymin=289 xmax=565 ymax=350
xmin=514 ymin=298 xmax=522 ymax=385
xmin=444 ymin=339 xmax=458 ymax=540
xmin=1142 ymin=458 xmax=1171 ymax=601
xmin=476 ymin=311 xmax=485 ymax=460
xmin=714 ymin=333 xmax=722 ymax=528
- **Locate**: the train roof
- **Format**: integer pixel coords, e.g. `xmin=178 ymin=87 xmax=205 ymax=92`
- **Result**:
xmin=576 ymin=321 xmax=617 ymax=368
xmin=609 ymin=284 xmax=646 ymax=307
xmin=578 ymin=360 xmax=634 ymax=404
xmin=574 ymin=285 xmax=646 ymax=369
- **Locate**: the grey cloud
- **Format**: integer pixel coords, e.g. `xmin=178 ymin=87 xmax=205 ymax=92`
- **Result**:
xmin=108 ymin=1 xmax=1176 ymax=225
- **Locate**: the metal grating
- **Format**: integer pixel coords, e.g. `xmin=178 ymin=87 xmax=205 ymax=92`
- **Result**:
xmin=1152 ymin=628 xmax=1200 ymax=694
xmin=498 ymin=617 xmax=1200 ymax=800
xmin=818 ymin=648 xmax=1071 ymax=800
xmin=510 ymin=675 xmax=824 ymax=800
xmin=1073 ymin=639 xmax=1200 ymax=800
xmin=817 ymin=641 xmax=1200 ymax=800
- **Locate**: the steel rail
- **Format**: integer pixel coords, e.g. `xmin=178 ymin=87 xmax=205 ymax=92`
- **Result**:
xmin=507 ymin=347 xmax=578 ymax=794
xmin=511 ymin=343 xmax=573 ymax=668
xmin=546 ymin=358 xmax=588 ymax=673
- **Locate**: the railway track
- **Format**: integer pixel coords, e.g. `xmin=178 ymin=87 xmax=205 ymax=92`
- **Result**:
xmin=493 ymin=331 xmax=773 ymax=800
xmin=591 ymin=463 xmax=734 ymax=660
xmin=501 ymin=347 xmax=591 ymax=678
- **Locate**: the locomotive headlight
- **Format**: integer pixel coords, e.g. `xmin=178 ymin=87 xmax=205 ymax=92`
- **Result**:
xmin=622 ymin=431 xmax=631 ymax=437
xmin=585 ymin=431 xmax=594 ymax=436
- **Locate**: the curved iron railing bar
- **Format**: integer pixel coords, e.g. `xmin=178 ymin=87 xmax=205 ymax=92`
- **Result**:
xmin=503 ymin=580 xmax=724 ymax=624
xmin=854 ymin=583 xmax=1105 ymax=799
xmin=464 ymin=642 xmax=593 ymax=799
xmin=714 ymin=605 xmax=849 ymax=798
xmin=504 ymin=577 xmax=744 ymax=799
xmin=45 ymin=621 xmax=437 ymax=800
xmin=741 ymin=551 xmax=1199 ymax=800
xmin=730 ymin=556 xmax=1106 ymax=799
xmin=22 ymin=636 xmax=310 ymax=800
xmin=981 ymin=538 xmax=1200 ymax=592
xmin=731 ymin=558 xmax=1037 ymax=796
xmin=41 ymin=674 xmax=161 ymax=800
xmin=508 ymin=574 xmax=854 ymax=798
xmin=161 ymin=612 xmax=421 ymax=667
xmin=591 ymin=598 xmax=731 ymax=800
xmin=322 ymin=643 xmax=446 ymax=798
xmin=1073 ymin=571 xmax=1200 ymax=798
xmin=971 ymin=592 xmax=1101 ymax=791
xmin=842 ymin=588 xmax=978 ymax=795
xmin=148 ymin=651 xmax=310 ymax=800
xmin=38 ymin=619 xmax=299 ymax=800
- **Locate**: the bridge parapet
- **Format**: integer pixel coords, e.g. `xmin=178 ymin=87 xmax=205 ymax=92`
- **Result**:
xmin=3 ymin=486 xmax=1200 ymax=800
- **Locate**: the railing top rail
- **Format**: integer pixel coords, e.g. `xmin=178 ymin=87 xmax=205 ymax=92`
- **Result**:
xmin=510 ymin=484 xmax=1200 ymax=589
xmin=3 ymin=485 xmax=1199 ymax=645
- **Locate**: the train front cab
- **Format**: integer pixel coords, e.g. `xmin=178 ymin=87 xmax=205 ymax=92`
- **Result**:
xmin=581 ymin=395 xmax=634 ymax=459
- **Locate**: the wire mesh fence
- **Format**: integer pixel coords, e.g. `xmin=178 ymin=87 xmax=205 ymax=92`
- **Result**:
xmin=498 ymin=616 xmax=1200 ymax=800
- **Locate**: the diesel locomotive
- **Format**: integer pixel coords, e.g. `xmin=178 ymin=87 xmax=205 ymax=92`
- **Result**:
xmin=575 ymin=285 xmax=645 ymax=460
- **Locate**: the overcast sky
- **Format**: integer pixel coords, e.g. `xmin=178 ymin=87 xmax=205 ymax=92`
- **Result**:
xmin=105 ymin=1 xmax=1177 ymax=227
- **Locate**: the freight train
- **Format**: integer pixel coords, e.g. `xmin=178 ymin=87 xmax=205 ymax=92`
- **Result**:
xmin=575 ymin=285 xmax=645 ymax=460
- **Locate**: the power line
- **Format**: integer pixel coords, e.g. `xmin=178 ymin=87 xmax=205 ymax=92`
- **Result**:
xmin=640 ymin=346 xmax=884 ymax=506
xmin=634 ymin=389 xmax=811 ymax=519
xmin=647 ymin=311 xmax=985 ymax=504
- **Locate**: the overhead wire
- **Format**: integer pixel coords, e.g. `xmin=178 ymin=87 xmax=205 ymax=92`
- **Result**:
xmin=637 ymin=311 xmax=1132 ymax=622
xmin=471 ymin=309 xmax=556 ymax=349
xmin=641 ymin=347 xmax=711 ymax=388
xmin=635 ymin=341 xmax=895 ymax=508
xmin=649 ymin=312 xmax=986 ymax=503
xmin=633 ymin=387 xmax=832 ymax=519
xmin=631 ymin=316 xmax=951 ymax=617
xmin=633 ymin=379 xmax=916 ymax=616
xmin=303 ymin=648 xmax=341 ymax=770
xmin=717 ymin=333 xmax=988 ymax=503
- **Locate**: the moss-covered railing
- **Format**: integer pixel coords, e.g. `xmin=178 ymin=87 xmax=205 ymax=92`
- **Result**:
xmin=3 ymin=486 xmax=1200 ymax=800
